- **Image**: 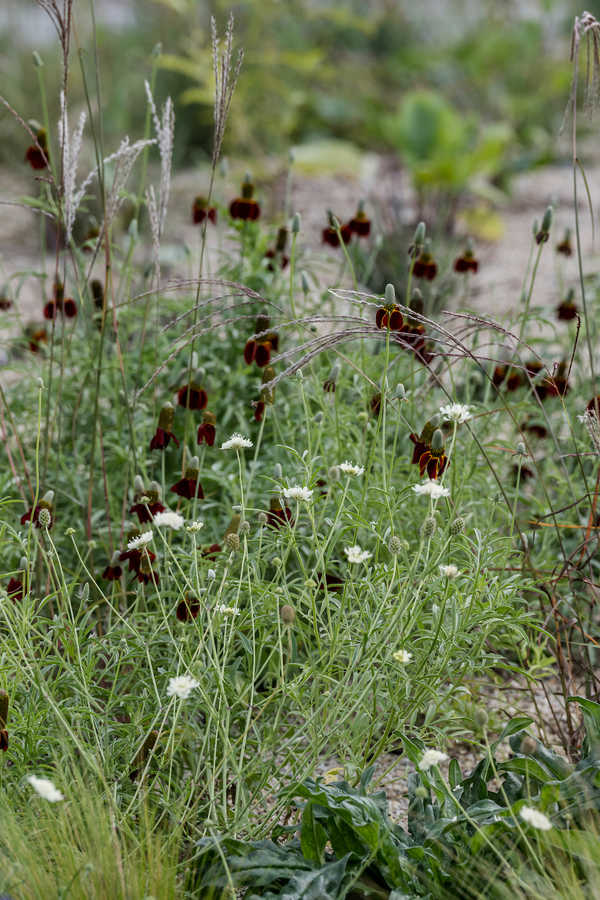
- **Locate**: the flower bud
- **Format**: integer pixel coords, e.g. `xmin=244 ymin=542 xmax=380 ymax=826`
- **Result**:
xmin=134 ymin=475 xmax=145 ymax=494
xmin=328 ymin=465 xmax=341 ymax=482
xmin=473 ymin=707 xmax=488 ymax=729
xmin=301 ymin=272 xmax=310 ymax=295
xmin=291 ymin=212 xmax=301 ymax=234
xmin=388 ymin=535 xmax=407 ymax=555
xmin=384 ymin=283 xmax=396 ymax=305
xmin=224 ymin=532 xmax=240 ymax=552
xmin=520 ymin=735 xmax=537 ymax=756
xmin=413 ymin=222 xmax=426 ymax=247
xmin=431 ymin=429 xmax=444 ymax=452
xmin=257 ymin=511 xmax=268 ymax=525
xmin=422 ymin=516 xmax=436 ymax=538
xmin=450 ymin=517 xmax=465 ymax=536
xmin=38 ymin=507 xmax=51 ymax=529
xmin=541 ymin=205 xmax=553 ymax=233
xmin=274 ymin=463 xmax=283 ymax=480
xmin=280 ymin=604 xmax=295 ymax=625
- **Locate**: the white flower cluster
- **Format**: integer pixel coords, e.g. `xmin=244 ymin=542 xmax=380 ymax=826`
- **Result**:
xmin=153 ymin=511 xmax=184 ymax=530
xmin=166 ymin=675 xmax=199 ymax=699
xmin=221 ymin=433 xmax=253 ymax=450
xmin=439 ymin=403 xmax=471 ymax=424
xmin=520 ymin=805 xmax=552 ymax=831
xmin=27 ymin=775 xmax=64 ymax=802
xmin=393 ymin=649 xmax=412 ymax=664
xmin=283 ymin=486 xmax=313 ymax=502
xmin=344 ymin=545 xmax=372 ymax=564
xmin=338 ymin=461 xmax=365 ymax=477
xmin=127 ymin=531 xmax=153 ymax=550
xmin=412 ymin=481 xmax=450 ymax=500
xmin=419 ymin=749 xmax=449 ymax=771
xmin=439 ymin=564 xmax=459 ymax=579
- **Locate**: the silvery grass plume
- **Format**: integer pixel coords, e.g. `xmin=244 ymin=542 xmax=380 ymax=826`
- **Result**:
xmin=569 ymin=11 xmax=600 ymax=118
xmin=144 ymin=81 xmax=175 ymax=237
xmin=145 ymin=185 xmax=161 ymax=282
xmin=211 ymin=13 xmax=243 ymax=167
xmin=58 ymin=91 xmax=86 ymax=243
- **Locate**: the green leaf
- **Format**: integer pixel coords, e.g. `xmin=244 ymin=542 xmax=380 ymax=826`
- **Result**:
xmin=491 ymin=716 xmax=533 ymax=753
xmin=498 ymin=757 xmax=554 ymax=783
xmin=300 ymin=802 xmax=327 ymax=866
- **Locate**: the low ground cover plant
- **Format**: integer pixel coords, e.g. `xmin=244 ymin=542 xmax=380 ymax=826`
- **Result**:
xmin=1 ymin=3 xmax=600 ymax=898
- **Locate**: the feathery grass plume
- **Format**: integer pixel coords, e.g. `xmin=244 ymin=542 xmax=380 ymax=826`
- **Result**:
xmin=57 ymin=91 xmax=86 ymax=243
xmin=569 ymin=11 xmax=600 ymax=119
xmin=211 ymin=13 xmax=244 ymax=168
xmin=144 ymin=81 xmax=175 ymax=236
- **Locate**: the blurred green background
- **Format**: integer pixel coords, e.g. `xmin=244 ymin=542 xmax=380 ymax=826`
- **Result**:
xmin=0 ymin=0 xmax=593 ymax=181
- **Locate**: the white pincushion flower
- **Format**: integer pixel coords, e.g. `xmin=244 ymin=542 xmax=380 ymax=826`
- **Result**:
xmin=520 ymin=806 xmax=552 ymax=831
xmin=27 ymin=775 xmax=64 ymax=802
xmin=344 ymin=545 xmax=372 ymax=564
xmin=412 ymin=481 xmax=450 ymax=500
xmin=221 ymin=433 xmax=253 ymax=450
xmin=153 ymin=511 xmax=184 ymax=530
xmin=283 ymin=486 xmax=313 ymax=502
xmin=215 ymin=604 xmax=240 ymax=616
xmin=127 ymin=531 xmax=153 ymax=551
xmin=338 ymin=461 xmax=365 ymax=477
xmin=419 ymin=749 xmax=449 ymax=771
xmin=439 ymin=564 xmax=459 ymax=579
xmin=439 ymin=403 xmax=471 ymax=424
xmin=393 ymin=649 xmax=412 ymax=664
xmin=186 ymin=520 xmax=204 ymax=533
xmin=166 ymin=674 xmax=199 ymax=699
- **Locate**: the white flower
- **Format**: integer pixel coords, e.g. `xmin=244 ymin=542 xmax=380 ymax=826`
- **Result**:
xmin=418 ymin=749 xmax=449 ymax=771
xmin=215 ymin=604 xmax=240 ymax=616
xmin=27 ymin=775 xmax=64 ymax=802
xmin=283 ymin=486 xmax=313 ymax=502
xmin=439 ymin=403 xmax=471 ymax=424
xmin=344 ymin=545 xmax=372 ymax=564
xmin=393 ymin=649 xmax=412 ymax=664
xmin=127 ymin=531 xmax=153 ymax=550
xmin=186 ymin=520 xmax=204 ymax=533
xmin=153 ymin=511 xmax=184 ymax=530
xmin=166 ymin=674 xmax=199 ymax=700
xmin=439 ymin=564 xmax=459 ymax=579
xmin=338 ymin=461 xmax=365 ymax=477
xmin=412 ymin=481 xmax=450 ymax=500
xmin=221 ymin=433 xmax=253 ymax=450
xmin=520 ymin=806 xmax=552 ymax=831
xmin=207 ymin=568 xmax=216 ymax=580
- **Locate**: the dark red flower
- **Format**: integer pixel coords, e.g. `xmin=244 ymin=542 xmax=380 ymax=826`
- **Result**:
xmin=177 ymin=383 xmax=208 ymax=411
xmin=317 ymin=571 xmax=344 ymax=592
xmin=556 ymin=290 xmax=578 ymax=321
xmin=587 ymin=396 xmax=600 ymax=417
xmin=370 ymin=393 xmax=381 ymax=417
xmin=43 ymin=301 xmax=57 ymax=320
xmin=230 ymin=179 xmax=260 ymax=221
xmin=413 ymin=252 xmax=438 ymax=281
xmin=91 ymin=279 xmax=104 ymax=312
xmin=102 ymin=552 xmax=123 ymax=581
xmin=266 ymin=498 xmax=294 ymax=529
xmin=376 ymin=305 xmax=404 ymax=331
xmin=137 ymin=557 xmax=160 ymax=586
xmin=201 ymin=543 xmax=222 ymax=559
xmin=197 ymin=410 xmax=217 ymax=446
xmin=253 ymin=400 xmax=265 ymax=422
xmin=176 ymin=595 xmax=201 ymax=622
xmin=521 ymin=421 xmax=548 ymax=439
xmin=63 ymin=298 xmax=77 ymax=318
xmin=130 ymin=480 xmax=165 ymax=524
xmin=453 ymin=249 xmax=479 ymax=273
xmin=348 ymin=205 xmax=371 ymax=237
xmin=25 ymin=129 xmax=49 ymax=170
xmin=170 ymin=459 xmax=203 ymax=500
xmin=322 ymin=221 xmax=352 ymax=247
xmin=119 ymin=536 xmax=156 ymax=575
xmin=492 ymin=365 xmax=522 ymax=391
xmin=150 ymin=403 xmax=179 ymax=451
xmin=6 ymin=577 xmax=24 ymax=601
xmin=556 ymin=230 xmax=572 ymax=257
xmin=409 ymin=423 xmax=448 ymax=480
xmin=192 ymin=195 xmax=217 ymax=225
xmin=27 ymin=326 xmax=48 ymax=353
xmin=21 ymin=491 xmax=54 ymax=529
xmin=0 ymin=297 xmax=12 ymax=311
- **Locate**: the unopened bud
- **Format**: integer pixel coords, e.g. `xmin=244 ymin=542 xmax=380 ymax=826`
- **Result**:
xmin=422 ymin=516 xmax=436 ymax=538
xmin=224 ymin=532 xmax=240 ymax=552
xmin=473 ymin=707 xmax=488 ymax=729
xmin=450 ymin=517 xmax=465 ymax=536
xmin=291 ymin=212 xmax=301 ymax=234
xmin=413 ymin=222 xmax=426 ymax=247
xmin=280 ymin=604 xmax=295 ymax=625
xmin=384 ymin=283 xmax=396 ymax=305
